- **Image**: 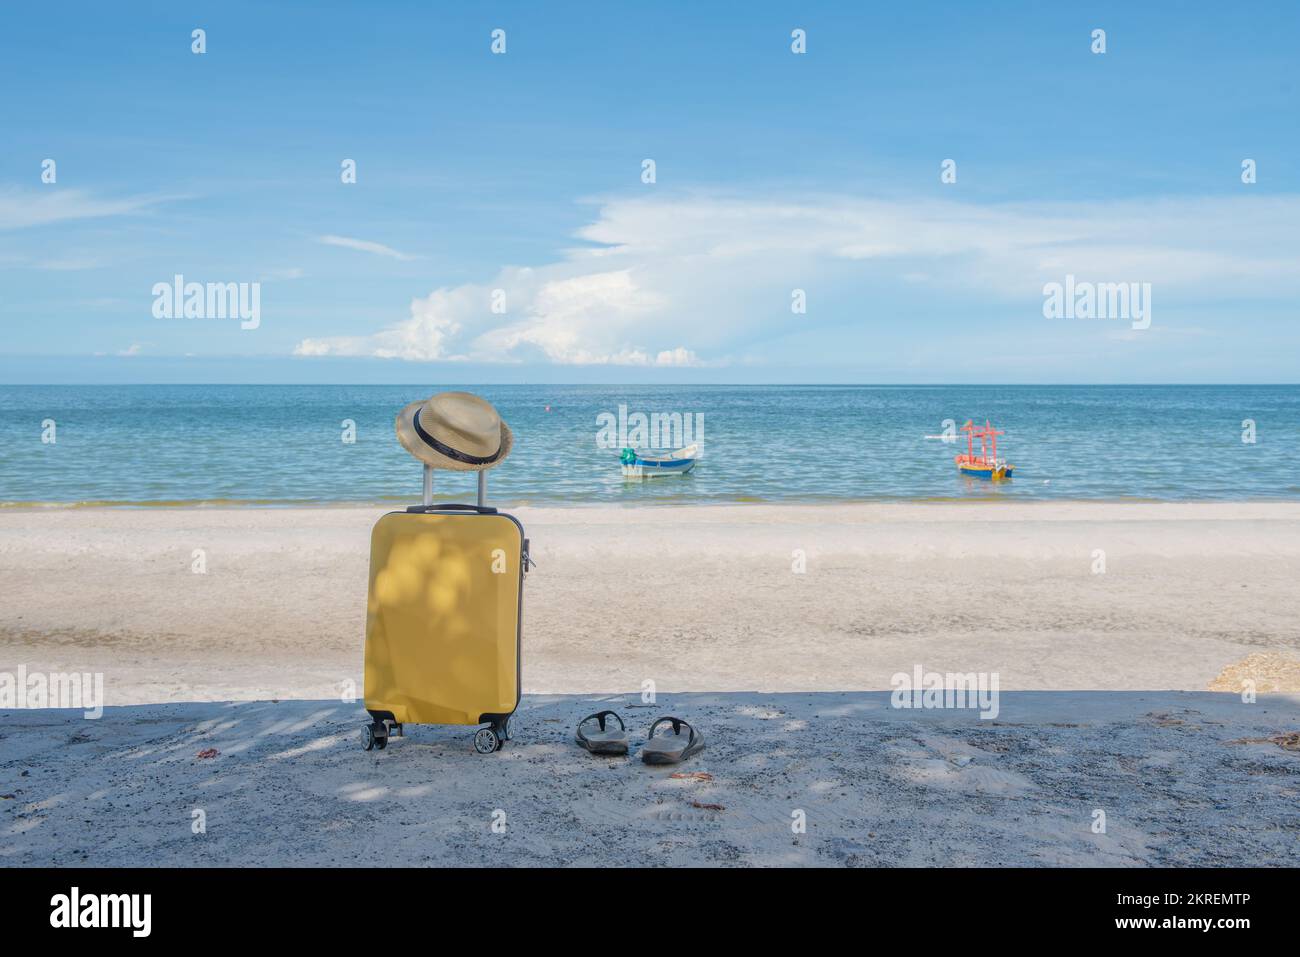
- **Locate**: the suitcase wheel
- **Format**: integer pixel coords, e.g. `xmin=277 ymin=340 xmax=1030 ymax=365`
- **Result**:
xmin=473 ymin=727 xmax=501 ymax=754
xmin=363 ymin=722 xmax=388 ymax=751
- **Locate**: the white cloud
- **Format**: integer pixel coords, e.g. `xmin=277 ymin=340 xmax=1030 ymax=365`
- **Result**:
xmin=470 ymin=270 xmax=670 ymax=365
xmin=262 ymin=266 xmax=305 ymax=280
xmin=0 ymin=188 xmax=175 ymax=231
xmin=296 ymin=286 xmax=471 ymax=360
xmin=293 ymin=192 xmax=1300 ymax=365
xmin=116 ymin=343 xmax=142 ymax=357
xmin=654 ymin=347 xmax=699 ymax=367
xmin=0 ymin=254 xmax=106 ymax=271
xmin=36 ymin=257 xmax=105 ymax=271
xmin=317 ymin=234 xmax=416 ymax=261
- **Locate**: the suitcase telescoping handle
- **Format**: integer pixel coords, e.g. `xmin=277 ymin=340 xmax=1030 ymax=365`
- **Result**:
xmin=405 ymin=503 xmax=498 ymax=514
xmin=408 ymin=465 xmax=497 ymax=513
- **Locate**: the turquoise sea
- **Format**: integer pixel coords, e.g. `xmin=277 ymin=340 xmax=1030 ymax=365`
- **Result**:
xmin=1 ymin=385 xmax=1297 ymax=505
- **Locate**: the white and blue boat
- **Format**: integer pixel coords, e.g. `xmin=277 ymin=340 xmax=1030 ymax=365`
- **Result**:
xmin=620 ymin=444 xmax=698 ymax=478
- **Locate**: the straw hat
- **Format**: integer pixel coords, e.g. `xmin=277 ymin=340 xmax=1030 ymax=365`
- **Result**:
xmin=394 ymin=391 xmax=513 ymax=471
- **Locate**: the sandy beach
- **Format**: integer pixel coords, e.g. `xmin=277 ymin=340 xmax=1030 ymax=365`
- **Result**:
xmin=3 ymin=692 xmax=1298 ymax=867
xmin=2 ymin=502 xmax=1299 ymax=702
xmin=3 ymin=502 xmax=1299 ymax=866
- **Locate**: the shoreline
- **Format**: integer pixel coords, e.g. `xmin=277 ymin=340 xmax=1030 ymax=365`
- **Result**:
xmin=5 ymin=497 xmax=1300 ymax=512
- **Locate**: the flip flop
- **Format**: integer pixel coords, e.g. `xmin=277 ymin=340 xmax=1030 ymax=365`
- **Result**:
xmin=575 ymin=710 xmax=629 ymax=755
xmin=641 ymin=716 xmax=705 ymax=765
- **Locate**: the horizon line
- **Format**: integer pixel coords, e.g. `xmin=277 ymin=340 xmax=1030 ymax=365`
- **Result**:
xmin=7 ymin=382 xmax=1299 ymax=388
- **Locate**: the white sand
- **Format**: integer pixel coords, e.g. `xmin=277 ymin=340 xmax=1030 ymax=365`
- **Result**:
xmin=2 ymin=502 xmax=1299 ymax=701
xmin=2 ymin=502 xmax=1299 ymax=866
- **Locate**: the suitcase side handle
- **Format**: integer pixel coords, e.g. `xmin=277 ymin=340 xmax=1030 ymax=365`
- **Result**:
xmin=405 ymin=503 xmax=499 ymax=515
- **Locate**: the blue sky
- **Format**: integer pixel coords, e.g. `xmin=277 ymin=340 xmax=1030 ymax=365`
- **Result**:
xmin=1 ymin=1 xmax=1297 ymax=383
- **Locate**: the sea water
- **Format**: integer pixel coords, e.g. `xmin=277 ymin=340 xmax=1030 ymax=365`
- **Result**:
xmin=1 ymin=384 xmax=1297 ymax=505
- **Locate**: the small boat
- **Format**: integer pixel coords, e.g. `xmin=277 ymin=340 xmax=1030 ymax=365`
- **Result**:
xmin=955 ymin=420 xmax=1014 ymax=480
xmin=620 ymin=444 xmax=698 ymax=478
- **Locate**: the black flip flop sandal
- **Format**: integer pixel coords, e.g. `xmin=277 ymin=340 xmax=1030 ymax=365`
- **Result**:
xmin=641 ymin=716 xmax=705 ymax=765
xmin=575 ymin=710 xmax=629 ymax=755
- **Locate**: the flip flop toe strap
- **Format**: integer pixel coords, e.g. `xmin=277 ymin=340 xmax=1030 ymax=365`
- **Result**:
xmin=648 ymin=716 xmax=696 ymax=748
xmin=577 ymin=710 xmax=626 ymax=741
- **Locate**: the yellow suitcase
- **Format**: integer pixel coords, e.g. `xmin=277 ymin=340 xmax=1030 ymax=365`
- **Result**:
xmin=362 ymin=474 xmax=530 ymax=754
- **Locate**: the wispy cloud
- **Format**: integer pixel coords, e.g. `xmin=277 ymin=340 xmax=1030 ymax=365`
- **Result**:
xmin=0 ymin=188 xmax=177 ymax=231
xmin=260 ymin=266 xmax=306 ymax=281
xmin=93 ymin=343 xmax=144 ymax=358
xmin=0 ymin=253 xmax=105 ymax=271
xmin=294 ymin=192 xmax=1300 ymax=365
xmin=316 ymin=234 xmax=416 ymax=261
xmin=34 ymin=257 xmax=106 ymax=271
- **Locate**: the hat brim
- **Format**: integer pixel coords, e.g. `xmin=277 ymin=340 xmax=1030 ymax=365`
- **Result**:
xmin=394 ymin=400 xmax=513 ymax=471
